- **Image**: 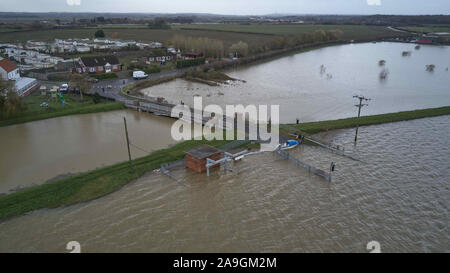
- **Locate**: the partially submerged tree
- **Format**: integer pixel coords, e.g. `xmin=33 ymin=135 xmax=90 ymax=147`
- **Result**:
xmin=402 ymin=51 xmax=411 ymax=57
xmin=426 ymin=64 xmax=436 ymax=72
xmin=379 ymin=68 xmax=389 ymax=80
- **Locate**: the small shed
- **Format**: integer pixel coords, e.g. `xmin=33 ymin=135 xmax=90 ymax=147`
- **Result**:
xmin=186 ymin=145 xmax=223 ymax=173
xmin=40 ymin=85 xmax=47 ymax=96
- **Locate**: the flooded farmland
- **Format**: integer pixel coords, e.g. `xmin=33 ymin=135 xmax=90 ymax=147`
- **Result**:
xmin=0 ymin=115 xmax=448 ymax=252
xmin=0 ymin=110 xmax=180 ymax=193
xmin=143 ymin=42 xmax=450 ymax=123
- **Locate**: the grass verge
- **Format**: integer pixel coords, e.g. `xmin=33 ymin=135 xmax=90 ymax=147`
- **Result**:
xmin=0 ymin=94 xmax=125 ymax=127
xmin=280 ymin=106 xmax=450 ymax=136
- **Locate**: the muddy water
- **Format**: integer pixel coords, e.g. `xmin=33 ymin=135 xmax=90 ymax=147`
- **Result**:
xmin=0 ymin=116 xmax=448 ymax=252
xmin=0 ymin=110 xmax=180 ymax=193
xmin=142 ymin=42 xmax=450 ymax=123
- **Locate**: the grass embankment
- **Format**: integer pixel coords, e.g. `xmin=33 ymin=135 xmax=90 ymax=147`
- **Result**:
xmin=0 ymin=139 xmax=235 ymax=221
xmin=185 ymin=71 xmax=236 ymax=86
xmin=397 ymin=25 xmax=450 ymax=34
xmin=280 ymin=106 xmax=450 ymax=136
xmin=0 ymin=93 xmax=125 ymax=127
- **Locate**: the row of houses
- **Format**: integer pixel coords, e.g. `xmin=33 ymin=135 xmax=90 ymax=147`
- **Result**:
xmin=0 ymin=46 xmax=65 ymax=71
xmin=25 ymin=38 xmax=163 ymax=54
xmin=74 ymin=50 xmax=204 ymax=74
xmin=0 ymin=58 xmax=38 ymax=96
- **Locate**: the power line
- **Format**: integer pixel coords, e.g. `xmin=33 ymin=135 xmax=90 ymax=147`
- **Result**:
xmin=353 ymin=95 xmax=371 ymax=143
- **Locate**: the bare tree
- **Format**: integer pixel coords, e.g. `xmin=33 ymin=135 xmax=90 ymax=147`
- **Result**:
xmin=69 ymin=73 xmax=92 ymax=101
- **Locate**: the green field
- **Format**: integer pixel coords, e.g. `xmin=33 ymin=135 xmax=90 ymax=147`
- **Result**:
xmin=0 ymin=24 xmax=406 ymax=50
xmin=176 ymin=24 xmax=404 ymax=40
xmin=398 ymin=25 xmax=450 ymax=34
xmin=0 ymin=27 xmax=276 ymax=50
xmin=0 ymin=92 xmax=125 ymax=127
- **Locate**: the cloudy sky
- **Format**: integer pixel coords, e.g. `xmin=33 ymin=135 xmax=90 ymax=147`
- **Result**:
xmin=1 ymin=0 xmax=449 ymax=15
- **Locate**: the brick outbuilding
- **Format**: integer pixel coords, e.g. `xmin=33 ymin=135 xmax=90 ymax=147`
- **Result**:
xmin=185 ymin=145 xmax=223 ymax=173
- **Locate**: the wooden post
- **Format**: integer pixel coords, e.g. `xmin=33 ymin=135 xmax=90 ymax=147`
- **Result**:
xmin=353 ymin=95 xmax=370 ymax=143
xmin=123 ymin=117 xmax=133 ymax=173
xmin=355 ymin=97 xmax=362 ymax=143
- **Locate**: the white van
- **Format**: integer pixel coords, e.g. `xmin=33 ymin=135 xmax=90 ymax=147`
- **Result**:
xmin=133 ymin=71 xmax=148 ymax=80
xmin=60 ymin=83 xmax=69 ymax=93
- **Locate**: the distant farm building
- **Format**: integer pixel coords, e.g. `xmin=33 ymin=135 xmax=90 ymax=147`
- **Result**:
xmin=185 ymin=145 xmax=223 ymax=173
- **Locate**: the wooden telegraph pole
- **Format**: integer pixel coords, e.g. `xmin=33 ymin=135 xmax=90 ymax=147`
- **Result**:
xmin=123 ymin=117 xmax=133 ymax=172
xmin=353 ymin=95 xmax=370 ymax=143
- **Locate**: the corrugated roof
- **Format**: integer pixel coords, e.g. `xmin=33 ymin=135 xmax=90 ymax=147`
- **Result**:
xmin=0 ymin=59 xmax=18 ymax=73
xmin=186 ymin=145 xmax=222 ymax=159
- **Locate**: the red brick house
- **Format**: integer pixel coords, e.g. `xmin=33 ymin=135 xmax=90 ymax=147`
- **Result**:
xmin=182 ymin=52 xmax=204 ymax=60
xmin=75 ymin=55 xmax=121 ymax=74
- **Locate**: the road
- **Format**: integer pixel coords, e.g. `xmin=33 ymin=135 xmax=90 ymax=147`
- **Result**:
xmin=91 ymin=70 xmax=185 ymax=104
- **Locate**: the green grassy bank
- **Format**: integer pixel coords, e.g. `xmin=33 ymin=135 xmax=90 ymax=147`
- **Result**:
xmin=0 ymin=139 xmax=234 ymax=221
xmin=280 ymin=106 xmax=450 ymax=136
xmin=0 ymin=93 xmax=125 ymax=127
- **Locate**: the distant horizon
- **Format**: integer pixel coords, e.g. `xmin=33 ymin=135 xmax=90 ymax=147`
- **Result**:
xmin=1 ymin=11 xmax=449 ymax=17
xmin=1 ymin=0 xmax=449 ymax=16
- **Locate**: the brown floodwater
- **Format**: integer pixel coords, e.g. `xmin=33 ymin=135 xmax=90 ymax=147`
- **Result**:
xmin=142 ymin=42 xmax=450 ymax=123
xmin=0 ymin=110 xmax=180 ymax=193
xmin=0 ymin=115 xmax=448 ymax=252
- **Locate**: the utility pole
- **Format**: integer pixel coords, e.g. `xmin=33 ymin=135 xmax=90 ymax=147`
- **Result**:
xmin=123 ymin=117 xmax=133 ymax=173
xmin=353 ymin=95 xmax=370 ymax=143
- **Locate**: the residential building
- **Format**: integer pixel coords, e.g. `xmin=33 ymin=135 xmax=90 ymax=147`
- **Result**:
xmin=0 ymin=58 xmax=38 ymax=96
xmin=0 ymin=58 xmax=20 ymax=80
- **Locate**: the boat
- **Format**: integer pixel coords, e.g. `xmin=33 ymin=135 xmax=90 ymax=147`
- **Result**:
xmin=281 ymin=140 xmax=300 ymax=150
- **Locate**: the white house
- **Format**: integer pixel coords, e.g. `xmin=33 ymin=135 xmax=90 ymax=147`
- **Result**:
xmin=0 ymin=58 xmax=38 ymax=96
xmin=0 ymin=58 xmax=20 ymax=80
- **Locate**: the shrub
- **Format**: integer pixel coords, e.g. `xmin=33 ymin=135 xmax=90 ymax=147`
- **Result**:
xmin=95 ymin=29 xmax=105 ymax=38
xmin=93 ymin=93 xmax=102 ymax=104
xmin=90 ymin=73 xmax=118 ymax=80
xmin=143 ymin=65 xmax=161 ymax=74
xmin=176 ymin=58 xmax=205 ymax=69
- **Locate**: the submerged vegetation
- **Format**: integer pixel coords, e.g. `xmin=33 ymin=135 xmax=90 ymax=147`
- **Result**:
xmin=185 ymin=70 xmax=236 ymax=86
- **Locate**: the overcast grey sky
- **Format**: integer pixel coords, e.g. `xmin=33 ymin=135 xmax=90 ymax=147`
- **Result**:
xmin=1 ymin=0 xmax=449 ymax=15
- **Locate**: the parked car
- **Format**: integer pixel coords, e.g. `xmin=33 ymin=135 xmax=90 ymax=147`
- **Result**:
xmin=40 ymin=102 xmax=49 ymax=107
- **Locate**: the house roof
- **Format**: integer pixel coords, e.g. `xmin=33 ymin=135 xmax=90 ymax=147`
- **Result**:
xmin=186 ymin=145 xmax=222 ymax=159
xmin=0 ymin=59 xmax=18 ymax=73
xmin=80 ymin=55 xmax=119 ymax=67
